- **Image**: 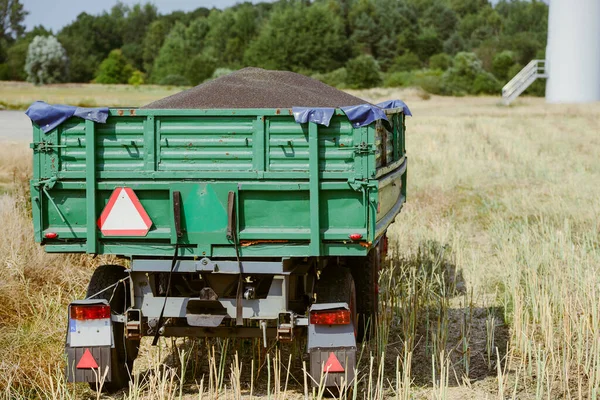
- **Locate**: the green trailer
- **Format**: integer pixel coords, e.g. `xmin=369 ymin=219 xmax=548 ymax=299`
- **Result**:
xmin=29 ymin=103 xmax=408 ymax=392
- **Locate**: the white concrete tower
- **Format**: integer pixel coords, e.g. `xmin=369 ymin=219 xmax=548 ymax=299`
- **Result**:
xmin=545 ymin=0 xmax=600 ymax=103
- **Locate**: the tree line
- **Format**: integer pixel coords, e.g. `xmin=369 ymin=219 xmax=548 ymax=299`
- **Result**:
xmin=0 ymin=0 xmax=548 ymax=95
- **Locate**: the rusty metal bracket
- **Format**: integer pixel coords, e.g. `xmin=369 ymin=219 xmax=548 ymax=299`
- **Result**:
xmin=353 ymin=141 xmax=375 ymax=155
xmin=172 ymin=191 xmax=183 ymax=238
xmin=30 ymin=141 xmax=66 ymax=153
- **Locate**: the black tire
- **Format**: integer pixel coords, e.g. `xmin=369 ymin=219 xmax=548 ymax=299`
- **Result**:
xmin=314 ymin=265 xmax=357 ymax=328
xmin=347 ymin=242 xmax=380 ymax=342
xmin=86 ymin=264 xmax=139 ymax=393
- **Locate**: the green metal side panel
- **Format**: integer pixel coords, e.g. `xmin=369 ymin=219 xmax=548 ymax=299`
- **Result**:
xmin=30 ymin=107 xmax=408 ymax=258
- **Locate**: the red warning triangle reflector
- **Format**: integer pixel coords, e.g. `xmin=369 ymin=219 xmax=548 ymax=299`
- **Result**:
xmin=323 ymin=352 xmax=344 ymax=373
xmin=76 ymin=348 xmax=99 ymax=369
xmin=97 ymin=187 xmax=152 ymax=237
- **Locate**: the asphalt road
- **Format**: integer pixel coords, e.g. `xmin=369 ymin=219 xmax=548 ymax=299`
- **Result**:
xmin=0 ymin=111 xmax=31 ymax=141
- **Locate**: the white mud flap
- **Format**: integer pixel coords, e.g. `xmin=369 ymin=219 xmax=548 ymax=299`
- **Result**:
xmin=65 ymin=299 xmax=113 ymax=383
xmin=307 ymin=302 xmax=357 ymax=390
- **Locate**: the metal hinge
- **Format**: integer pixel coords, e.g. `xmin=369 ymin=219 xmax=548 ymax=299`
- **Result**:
xmin=353 ymin=142 xmax=375 ymax=155
xmin=347 ymin=178 xmax=377 ymax=192
xmin=30 ymin=141 xmax=66 ymax=153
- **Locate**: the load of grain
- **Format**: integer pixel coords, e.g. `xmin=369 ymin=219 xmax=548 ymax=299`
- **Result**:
xmin=143 ymin=67 xmax=367 ymax=109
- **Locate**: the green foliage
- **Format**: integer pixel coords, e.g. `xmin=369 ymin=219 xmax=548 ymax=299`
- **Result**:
xmin=443 ymin=32 xmax=466 ymax=55
xmin=204 ymin=4 xmax=260 ymax=67
xmin=0 ymin=0 xmax=27 ymax=43
xmin=473 ymin=71 xmax=500 ymax=94
xmin=414 ymin=27 xmax=443 ymax=62
xmin=120 ymin=3 xmax=158 ymax=70
xmin=2 ymin=36 xmax=27 ymax=79
xmin=95 ymin=49 xmax=134 ymax=84
xmin=498 ymin=32 xmax=543 ymax=66
xmin=185 ymin=53 xmax=217 ymax=86
xmin=414 ymin=69 xmax=444 ymax=94
xmin=441 ymin=51 xmax=483 ymax=95
xmin=492 ymin=50 xmax=516 ymax=81
xmin=0 ymin=25 xmax=50 ymax=81
xmin=25 ymin=35 xmax=68 ymax=85
xmin=58 ymin=11 xmax=123 ymax=82
xmin=212 ymin=68 xmax=234 ymax=79
xmin=128 ymin=70 xmax=145 ymax=86
xmin=0 ymin=63 xmax=9 ymax=79
xmin=429 ymin=53 xmax=452 ymax=71
xmin=383 ymin=71 xmax=415 ymax=88
xmin=158 ymin=74 xmax=189 ymax=86
xmin=142 ymin=19 xmax=172 ymax=78
xmin=151 ymin=22 xmax=188 ymax=83
xmin=312 ymin=67 xmax=348 ymax=88
xmin=422 ymin=1 xmax=458 ymax=40
xmin=345 ymin=54 xmax=381 ymax=89
xmin=244 ymin=2 xmax=348 ymax=73
xmin=391 ymin=52 xmax=421 ymax=72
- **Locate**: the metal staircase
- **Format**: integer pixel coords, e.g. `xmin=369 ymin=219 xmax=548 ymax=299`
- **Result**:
xmin=501 ymin=59 xmax=548 ymax=105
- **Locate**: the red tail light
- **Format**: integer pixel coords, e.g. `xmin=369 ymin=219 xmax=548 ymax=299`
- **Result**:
xmin=310 ymin=309 xmax=350 ymax=325
xmin=349 ymin=233 xmax=363 ymax=240
xmin=45 ymin=232 xmax=58 ymax=239
xmin=70 ymin=305 xmax=110 ymax=320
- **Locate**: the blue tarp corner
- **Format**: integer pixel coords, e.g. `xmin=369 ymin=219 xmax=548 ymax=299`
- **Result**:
xmin=25 ymin=101 xmax=109 ymax=133
xmin=340 ymin=104 xmax=388 ymax=128
xmin=376 ymin=100 xmax=412 ymax=116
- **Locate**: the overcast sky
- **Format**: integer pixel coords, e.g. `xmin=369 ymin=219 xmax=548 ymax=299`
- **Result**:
xmin=23 ymin=0 xmax=274 ymax=32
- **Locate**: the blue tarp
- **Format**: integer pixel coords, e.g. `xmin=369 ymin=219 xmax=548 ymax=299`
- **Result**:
xmin=376 ymin=100 xmax=412 ymax=116
xmin=25 ymin=101 xmax=109 ymax=133
xmin=340 ymin=104 xmax=388 ymax=128
xmin=292 ymin=99 xmax=411 ymax=127
xmin=292 ymin=107 xmax=336 ymax=127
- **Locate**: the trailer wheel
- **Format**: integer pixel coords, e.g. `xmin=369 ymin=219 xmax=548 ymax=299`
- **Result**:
xmin=347 ymin=242 xmax=381 ymax=342
xmin=86 ymin=264 xmax=139 ymax=393
xmin=314 ymin=265 xmax=357 ymax=331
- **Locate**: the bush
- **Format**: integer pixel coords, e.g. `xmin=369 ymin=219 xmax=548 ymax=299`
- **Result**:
xmin=441 ymin=52 xmax=486 ymax=95
xmin=24 ymin=36 xmax=69 ymax=85
xmin=414 ymin=69 xmax=444 ymax=94
xmin=312 ymin=67 xmax=347 ymax=88
xmin=390 ymin=52 xmax=421 ymax=72
xmin=128 ymin=70 xmax=145 ymax=87
xmin=212 ymin=68 xmax=234 ymax=79
xmin=473 ymin=72 xmax=501 ymax=94
xmin=492 ymin=50 xmax=516 ymax=81
xmin=345 ymin=55 xmax=381 ymax=89
xmin=383 ymin=71 xmax=415 ymax=88
xmin=185 ymin=53 xmax=217 ymax=86
xmin=429 ymin=53 xmax=452 ymax=71
xmin=95 ymin=49 xmax=134 ymax=84
xmin=159 ymin=74 xmax=190 ymax=86
xmin=0 ymin=64 xmax=10 ymax=80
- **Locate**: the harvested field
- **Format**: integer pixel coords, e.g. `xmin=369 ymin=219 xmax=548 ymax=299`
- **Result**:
xmin=0 ymin=88 xmax=599 ymax=399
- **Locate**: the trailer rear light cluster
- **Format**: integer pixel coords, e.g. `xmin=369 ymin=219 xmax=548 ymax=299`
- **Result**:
xmin=70 ymin=304 xmax=111 ymax=320
xmin=310 ymin=309 xmax=350 ymax=325
xmin=44 ymin=232 xmax=58 ymax=239
xmin=349 ymin=233 xmax=363 ymax=240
